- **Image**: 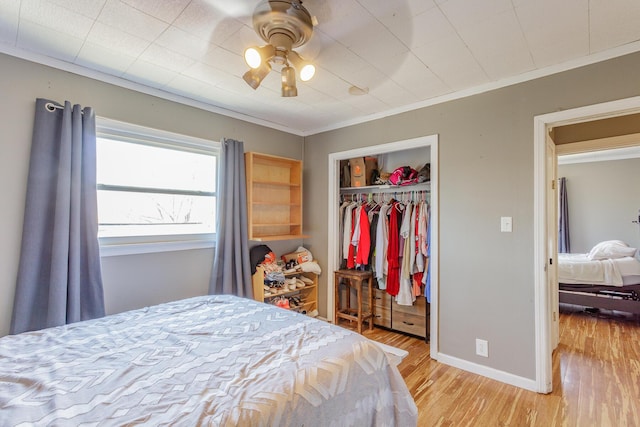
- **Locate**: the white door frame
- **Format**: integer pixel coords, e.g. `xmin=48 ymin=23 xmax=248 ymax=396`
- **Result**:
xmin=326 ymin=135 xmax=439 ymax=359
xmin=533 ymin=96 xmax=640 ymax=393
xmin=546 ymin=135 xmax=559 ymax=351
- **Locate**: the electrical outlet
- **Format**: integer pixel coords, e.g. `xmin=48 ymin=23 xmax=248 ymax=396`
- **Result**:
xmin=476 ymin=339 xmax=489 ymax=357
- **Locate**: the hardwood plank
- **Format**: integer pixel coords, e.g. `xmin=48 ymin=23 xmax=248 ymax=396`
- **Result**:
xmin=344 ymin=306 xmax=640 ymax=426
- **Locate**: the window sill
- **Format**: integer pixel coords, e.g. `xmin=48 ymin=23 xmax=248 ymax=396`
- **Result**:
xmin=100 ymin=237 xmax=215 ymax=257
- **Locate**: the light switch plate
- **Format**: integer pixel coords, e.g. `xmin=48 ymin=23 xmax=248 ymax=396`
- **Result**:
xmin=500 ymin=216 xmax=512 ymax=232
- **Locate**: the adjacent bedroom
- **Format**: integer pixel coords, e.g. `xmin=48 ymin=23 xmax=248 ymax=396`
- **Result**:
xmin=557 ymin=146 xmax=640 ymax=318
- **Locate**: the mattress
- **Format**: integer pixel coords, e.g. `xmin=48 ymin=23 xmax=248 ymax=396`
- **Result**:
xmin=558 ymin=253 xmax=640 ymax=286
xmin=0 ymin=295 xmax=417 ymax=426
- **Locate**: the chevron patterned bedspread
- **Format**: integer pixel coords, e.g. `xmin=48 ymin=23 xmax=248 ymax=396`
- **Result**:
xmin=0 ymin=295 xmax=417 ymax=426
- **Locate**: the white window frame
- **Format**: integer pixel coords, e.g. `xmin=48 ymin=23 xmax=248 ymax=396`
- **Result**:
xmin=96 ymin=117 xmax=220 ymax=257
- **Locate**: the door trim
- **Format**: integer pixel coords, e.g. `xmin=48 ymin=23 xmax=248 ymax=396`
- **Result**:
xmin=533 ymin=95 xmax=640 ymax=393
xmin=326 ymin=135 xmax=439 ymax=359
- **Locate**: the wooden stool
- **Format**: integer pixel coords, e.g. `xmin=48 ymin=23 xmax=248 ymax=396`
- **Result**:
xmin=334 ymin=269 xmax=374 ymax=334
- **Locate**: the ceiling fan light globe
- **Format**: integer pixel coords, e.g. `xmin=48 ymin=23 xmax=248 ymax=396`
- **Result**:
xmin=243 ymin=70 xmax=261 ymax=89
xmin=299 ymin=64 xmax=315 ymax=81
xmin=286 ymin=50 xmax=315 ymax=82
xmin=244 ymin=47 xmax=262 ymax=69
xmin=243 ymin=62 xmax=272 ymax=90
xmin=282 ymin=85 xmax=298 ymax=97
xmin=281 ymin=65 xmax=297 ymax=97
xmin=281 ymin=65 xmax=295 ymax=84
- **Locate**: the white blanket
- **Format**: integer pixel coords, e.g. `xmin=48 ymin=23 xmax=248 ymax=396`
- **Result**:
xmin=558 ymin=253 xmax=640 ymax=286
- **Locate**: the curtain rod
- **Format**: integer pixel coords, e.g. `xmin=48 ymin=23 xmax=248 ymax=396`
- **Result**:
xmin=45 ymin=102 xmax=63 ymax=111
xmin=44 ymin=102 xmax=84 ymax=114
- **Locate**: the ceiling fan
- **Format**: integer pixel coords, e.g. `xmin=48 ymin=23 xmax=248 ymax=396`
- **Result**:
xmin=241 ymin=0 xmax=318 ymax=97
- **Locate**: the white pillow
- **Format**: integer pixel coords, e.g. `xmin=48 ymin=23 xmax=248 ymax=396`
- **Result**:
xmin=587 ymin=240 xmax=637 ymax=260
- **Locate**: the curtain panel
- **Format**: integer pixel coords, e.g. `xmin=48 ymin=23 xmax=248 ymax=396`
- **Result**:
xmin=558 ymin=177 xmax=570 ymax=253
xmin=11 ymin=99 xmax=105 ymax=334
xmin=209 ymin=138 xmax=253 ymax=297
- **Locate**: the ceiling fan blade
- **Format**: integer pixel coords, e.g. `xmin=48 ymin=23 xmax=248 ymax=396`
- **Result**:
xmin=207 ymin=0 xmax=256 ymax=19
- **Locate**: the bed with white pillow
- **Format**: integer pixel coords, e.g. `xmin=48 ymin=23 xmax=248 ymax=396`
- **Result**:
xmin=558 ymin=240 xmax=640 ymax=314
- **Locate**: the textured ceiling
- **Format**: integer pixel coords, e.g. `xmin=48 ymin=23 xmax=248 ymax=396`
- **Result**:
xmin=1 ymin=0 xmax=640 ymax=135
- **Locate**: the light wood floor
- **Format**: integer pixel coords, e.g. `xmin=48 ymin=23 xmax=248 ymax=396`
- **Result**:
xmin=345 ymin=306 xmax=640 ymax=426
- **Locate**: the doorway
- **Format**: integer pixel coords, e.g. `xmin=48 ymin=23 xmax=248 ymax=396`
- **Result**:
xmin=533 ymin=95 xmax=640 ymax=393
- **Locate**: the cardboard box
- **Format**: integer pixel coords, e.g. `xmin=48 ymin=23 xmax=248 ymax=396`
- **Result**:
xmin=349 ymin=157 xmax=379 ymax=187
xmin=349 ymin=157 xmax=366 ymax=187
xmin=340 ymin=159 xmax=351 ymax=187
xmin=282 ymin=249 xmax=312 ymax=264
xmin=364 ymin=156 xmax=379 ymax=185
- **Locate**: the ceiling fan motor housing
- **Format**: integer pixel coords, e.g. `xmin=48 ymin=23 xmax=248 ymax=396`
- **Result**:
xmin=253 ymin=0 xmax=314 ymax=51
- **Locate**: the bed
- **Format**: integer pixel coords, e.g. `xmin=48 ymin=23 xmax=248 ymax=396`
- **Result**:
xmin=558 ymin=240 xmax=640 ymax=315
xmin=0 ymin=295 xmax=417 ymax=426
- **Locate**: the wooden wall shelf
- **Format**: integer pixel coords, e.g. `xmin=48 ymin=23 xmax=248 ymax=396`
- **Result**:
xmin=245 ymin=152 xmax=305 ymax=241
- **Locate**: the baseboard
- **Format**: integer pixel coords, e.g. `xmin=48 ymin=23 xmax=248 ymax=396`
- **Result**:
xmin=436 ymin=352 xmax=539 ymax=392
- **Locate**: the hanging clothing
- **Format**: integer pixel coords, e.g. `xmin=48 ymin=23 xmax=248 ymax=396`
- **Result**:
xmin=339 ymin=200 xmax=349 ymax=264
xmin=412 ymin=202 xmax=424 ymax=297
xmin=408 ymin=202 xmax=417 ymax=274
xmin=346 ymin=206 xmax=357 ymax=269
xmin=397 ymin=202 xmax=415 ymax=306
xmin=419 ymin=201 xmax=428 ymax=257
xmin=355 ymin=205 xmax=371 ymax=266
xmin=425 ymin=212 xmax=432 ymax=303
xmin=368 ymin=210 xmax=379 ymax=269
xmin=416 ymin=201 xmax=427 ymax=271
xmin=386 ymin=202 xmax=401 ymax=296
xmin=375 ymin=204 xmax=391 ymax=289
xmin=338 ymin=192 xmax=430 ymax=302
xmin=342 ymin=203 xmax=355 ymax=262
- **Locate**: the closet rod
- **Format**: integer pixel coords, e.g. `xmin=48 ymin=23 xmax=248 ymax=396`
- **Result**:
xmin=339 ymin=182 xmax=430 ymax=195
xmin=342 ymin=190 xmax=430 ymax=204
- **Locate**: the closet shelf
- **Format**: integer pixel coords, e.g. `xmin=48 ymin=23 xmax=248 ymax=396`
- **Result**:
xmin=253 ymin=222 xmax=301 ymax=227
xmin=340 ymin=182 xmax=430 ymax=194
xmin=252 ymin=180 xmax=301 ymax=187
xmin=252 ymin=201 xmax=301 ymax=206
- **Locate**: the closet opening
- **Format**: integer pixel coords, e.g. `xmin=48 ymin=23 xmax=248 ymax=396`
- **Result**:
xmin=326 ymin=135 xmax=439 ymax=360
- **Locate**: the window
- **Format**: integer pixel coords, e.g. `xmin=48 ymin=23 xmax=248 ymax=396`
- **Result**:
xmin=96 ymin=118 xmax=219 ymax=255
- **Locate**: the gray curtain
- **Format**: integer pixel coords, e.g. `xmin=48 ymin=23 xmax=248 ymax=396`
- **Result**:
xmin=11 ymin=99 xmax=105 ymax=334
xmin=209 ymin=138 xmax=253 ymax=297
xmin=558 ymin=177 xmax=570 ymax=253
